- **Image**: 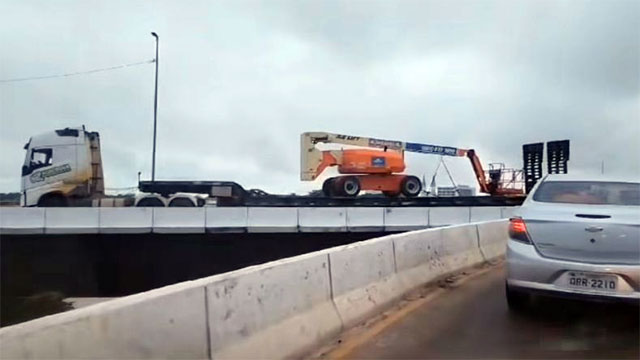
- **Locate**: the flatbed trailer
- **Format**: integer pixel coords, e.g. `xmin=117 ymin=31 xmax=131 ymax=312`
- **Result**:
xmin=138 ymin=181 xmax=245 ymax=199
xmin=234 ymin=194 xmax=525 ymax=207
xmin=138 ymin=180 xmax=525 ymax=207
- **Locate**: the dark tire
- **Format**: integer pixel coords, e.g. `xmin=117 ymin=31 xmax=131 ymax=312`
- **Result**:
xmin=136 ymin=196 xmax=166 ymax=207
xmin=37 ymin=194 xmax=68 ymax=207
xmin=168 ymin=197 xmax=196 ymax=207
xmin=322 ymin=178 xmax=335 ymax=197
xmin=401 ymin=176 xmax=422 ymax=197
xmin=338 ymin=176 xmax=360 ymax=197
xmin=506 ymin=283 xmax=530 ymax=312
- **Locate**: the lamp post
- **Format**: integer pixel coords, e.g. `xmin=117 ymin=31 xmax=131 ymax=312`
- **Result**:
xmin=151 ymin=32 xmax=159 ymax=181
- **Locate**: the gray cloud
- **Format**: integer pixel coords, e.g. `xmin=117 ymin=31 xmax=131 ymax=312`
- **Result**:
xmin=1 ymin=0 xmax=638 ymax=194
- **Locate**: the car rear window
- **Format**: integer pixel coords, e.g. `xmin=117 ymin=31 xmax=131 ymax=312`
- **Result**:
xmin=533 ymin=181 xmax=640 ymax=205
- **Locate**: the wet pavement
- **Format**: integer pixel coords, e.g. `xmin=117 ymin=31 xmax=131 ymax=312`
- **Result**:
xmin=346 ymin=265 xmax=639 ymax=359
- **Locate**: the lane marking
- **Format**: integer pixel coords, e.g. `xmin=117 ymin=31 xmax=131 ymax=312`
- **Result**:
xmin=320 ymin=262 xmax=503 ymax=360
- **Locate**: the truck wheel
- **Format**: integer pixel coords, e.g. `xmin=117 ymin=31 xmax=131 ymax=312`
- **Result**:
xmin=37 ymin=194 xmax=68 ymax=207
xmin=136 ymin=196 xmax=166 ymax=207
xmin=401 ymin=176 xmax=422 ymax=197
xmin=322 ymin=178 xmax=335 ymax=197
xmin=168 ymin=197 xmax=196 ymax=207
xmin=339 ymin=176 xmax=360 ymax=197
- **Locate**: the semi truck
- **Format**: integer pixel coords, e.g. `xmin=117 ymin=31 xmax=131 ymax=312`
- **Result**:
xmin=20 ymin=126 xmax=245 ymax=207
xmin=19 ymin=126 xmax=528 ymax=208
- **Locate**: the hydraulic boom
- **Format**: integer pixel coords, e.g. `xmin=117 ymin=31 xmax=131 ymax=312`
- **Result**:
xmin=301 ymin=132 xmax=524 ymax=197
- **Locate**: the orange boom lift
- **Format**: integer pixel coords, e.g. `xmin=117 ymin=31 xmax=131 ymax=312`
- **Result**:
xmin=300 ymin=132 xmax=524 ymax=198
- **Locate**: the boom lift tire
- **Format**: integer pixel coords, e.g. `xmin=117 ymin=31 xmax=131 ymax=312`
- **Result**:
xmin=322 ymin=178 xmax=335 ymax=197
xmin=401 ymin=175 xmax=422 ymax=197
xmin=336 ymin=176 xmax=361 ymax=197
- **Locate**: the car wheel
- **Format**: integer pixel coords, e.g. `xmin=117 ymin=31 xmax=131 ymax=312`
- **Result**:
xmin=506 ymin=283 xmax=530 ymax=312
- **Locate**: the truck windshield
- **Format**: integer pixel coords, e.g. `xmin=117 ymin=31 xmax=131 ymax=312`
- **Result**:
xmin=533 ymin=181 xmax=640 ymax=206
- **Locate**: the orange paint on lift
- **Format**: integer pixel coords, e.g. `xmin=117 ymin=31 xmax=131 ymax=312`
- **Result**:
xmin=338 ymin=149 xmax=405 ymax=174
xmin=357 ymin=174 xmax=406 ymax=192
xmin=319 ymin=149 xmax=412 ymax=196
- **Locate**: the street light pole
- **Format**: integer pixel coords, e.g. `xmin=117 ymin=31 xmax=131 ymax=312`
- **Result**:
xmin=151 ymin=32 xmax=159 ymax=181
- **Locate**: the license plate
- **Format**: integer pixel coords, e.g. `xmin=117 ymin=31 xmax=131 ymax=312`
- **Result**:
xmin=566 ymin=272 xmax=617 ymax=292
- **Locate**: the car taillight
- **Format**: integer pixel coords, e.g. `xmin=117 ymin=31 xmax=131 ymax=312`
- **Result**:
xmin=509 ymin=217 xmax=531 ymax=244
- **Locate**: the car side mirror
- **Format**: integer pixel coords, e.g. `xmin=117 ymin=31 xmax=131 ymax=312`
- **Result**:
xmin=21 ymin=165 xmax=31 ymax=176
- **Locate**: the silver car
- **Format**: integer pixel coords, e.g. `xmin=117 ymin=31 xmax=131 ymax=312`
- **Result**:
xmin=506 ymin=174 xmax=640 ymax=309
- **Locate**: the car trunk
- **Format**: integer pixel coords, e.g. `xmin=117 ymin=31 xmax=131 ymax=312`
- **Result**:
xmin=522 ymin=204 xmax=640 ymax=265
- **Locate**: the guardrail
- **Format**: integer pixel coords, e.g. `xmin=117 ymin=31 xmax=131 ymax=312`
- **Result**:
xmin=0 ymin=220 xmax=507 ymax=359
xmin=0 ymin=206 xmax=515 ymax=234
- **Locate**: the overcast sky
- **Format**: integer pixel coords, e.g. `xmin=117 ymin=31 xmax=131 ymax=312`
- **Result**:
xmin=1 ymin=0 xmax=638 ymax=194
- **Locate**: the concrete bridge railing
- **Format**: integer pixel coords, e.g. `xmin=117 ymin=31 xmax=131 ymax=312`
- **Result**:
xmin=0 ymin=220 xmax=508 ymax=359
xmin=0 ymin=206 xmax=515 ymax=234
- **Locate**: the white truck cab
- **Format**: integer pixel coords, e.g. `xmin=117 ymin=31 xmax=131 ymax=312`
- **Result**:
xmin=19 ymin=126 xmax=241 ymax=207
xmin=21 ymin=126 xmax=104 ymax=207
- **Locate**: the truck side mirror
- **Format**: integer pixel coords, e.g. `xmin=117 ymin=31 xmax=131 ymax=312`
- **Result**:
xmin=21 ymin=165 xmax=31 ymax=176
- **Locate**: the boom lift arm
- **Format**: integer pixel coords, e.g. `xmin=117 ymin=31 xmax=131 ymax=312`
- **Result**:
xmin=301 ymin=132 xmax=521 ymax=196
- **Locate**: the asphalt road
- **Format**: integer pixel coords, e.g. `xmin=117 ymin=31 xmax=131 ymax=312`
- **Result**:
xmin=344 ymin=264 xmax=639 ymax=359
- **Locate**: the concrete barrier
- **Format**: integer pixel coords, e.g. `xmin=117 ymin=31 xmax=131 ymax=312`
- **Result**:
xmin=0 ymin=208 xmax=44 ymax=235
xmin=328 ymin=237 xmax=403 ymax=328
xmin=206 ymin=252 xmax=341 ymax=359
xmin=152 ymin=208 xmax=206 ymax=234
xmin=469 ymin=206 xmax=503 ymax=222
xmin=0 ymin=220 xmax=509 ymax=359
xmin=247 ymin=207 xmax=298 ymax=233
xmin=501 ymin=207 xmax=516 ymax=219
xmin=429 ymin=207 xmax=470 ymax=227
xmin=477 ymin=220 xmax=508 ymax=260
xmin=1 ymin=206 xmax=516 ymax=234
xmin=45 ymin=208 xmax=99 ymax=234
xmin=346 ymin=207 xmax=384 ymax=232
xmin=438 ymin=224 xmax=484 ymax=270
xmin=392 ymin=229 xmax=448 ymax=294
xmin=0 ymin=254 xmax=342 ymax=360
xmin=383 ymin=207 xmax=428 ymax=231
xmin=99 ymin=208 xmax=153 ymax=234
xmin=298 ymin=208 xmax=347 ymax=232
xmin=0 ymin=282 xmax=209 ymax=359
xmin=206 ymin=207 xmax=247 ymax=233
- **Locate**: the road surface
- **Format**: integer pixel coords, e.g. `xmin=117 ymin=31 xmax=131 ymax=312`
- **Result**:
xmin=331 ymin=264 xmax=639 ymax=359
